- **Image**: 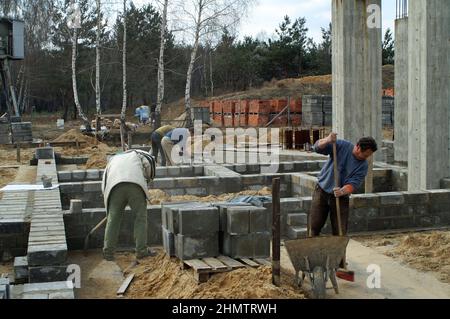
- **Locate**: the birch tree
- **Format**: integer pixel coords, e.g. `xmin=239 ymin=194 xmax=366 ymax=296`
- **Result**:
xmin=95 ymin=0 xmax=102 ymax=115
xmin=120 ymin=0 xmax=127 ymax=150
xmin=69 ymin=2 xmax=91 ymax=130
xmin=155 ymin=0 xmax=169 ymax=130
xmin=176 ymin=0 xmax=253 ymax=127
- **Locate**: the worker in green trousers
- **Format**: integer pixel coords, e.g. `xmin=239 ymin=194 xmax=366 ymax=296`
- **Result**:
xmin=102 ymin=150 xmax=156 ymax=261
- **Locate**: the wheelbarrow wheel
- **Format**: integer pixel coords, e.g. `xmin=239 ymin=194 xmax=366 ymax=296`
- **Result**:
xmin=312 ymin=266 xmax=327 ymax=299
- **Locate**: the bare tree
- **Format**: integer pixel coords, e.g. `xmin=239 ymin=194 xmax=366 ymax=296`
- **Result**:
xmin=120 ymin=0 xmax=127 ymax=150
xmin=175 ymin=0 xmax=253 ymax=127
xmin=95 ymin=0 xmax=102 ymax=116
xmin=155 ymin=0 xmax=169 ymax=130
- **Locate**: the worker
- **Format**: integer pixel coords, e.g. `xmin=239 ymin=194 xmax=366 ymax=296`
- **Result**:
xmin=102 ymin=150 xmax=156 ymax=261
xmin=150 ymin=124 xmax=175 ymax=166
xmin=310 ymin=132 xmax=378 ymax=239
xmin=161 ymin=127 xmax=191 ymax=166
xmin=134 ymin=105 xmax=150 ymax=125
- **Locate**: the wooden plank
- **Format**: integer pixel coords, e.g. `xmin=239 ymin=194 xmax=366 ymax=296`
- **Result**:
xmin=217 ymin=256 xmax=246 ymax=269
xmin=240 ymin=258 xmax=260 ymax=268
xmin=254 ymin=258 xmax=272 ymax=266
xmin=117 ymin=274 xmax=135 ymax=296
xmin=184 ymin=259 xmax=211 ymax=272
xmin=202 ymin=258 xmax=230 ymax=271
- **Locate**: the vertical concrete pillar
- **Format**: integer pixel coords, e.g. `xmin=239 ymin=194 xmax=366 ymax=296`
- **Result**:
xmin=332 ymin=0 xmax=382 ymax=155
xmin=408 ymin=0 xmax=450 ymax=190
xmin=394 ymin=17 xmax=409 ymax=164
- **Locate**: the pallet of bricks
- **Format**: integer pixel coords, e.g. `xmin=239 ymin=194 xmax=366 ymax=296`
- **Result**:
xmin=212 ymin=101 xmax=223 ymax=127
xmin=0 ymin=117 xmax=11 ymax=144
xmin=234 ymin=100 xmax=249 ymax=127
xmin=161 ymin=202 xmax=271 ymax=283
xmin=223 ymin=101 xmax=236 ymax=127
xmin=269 ymin=99 xmax=302 ymax=127
xmin=248 ymin=100 xmax=271 ymax=127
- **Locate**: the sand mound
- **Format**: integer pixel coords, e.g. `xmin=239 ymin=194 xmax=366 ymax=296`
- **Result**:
xmin=386 ymin=232 xmax=450 ymax=283
xmin=53 ymin=129 xmax=97 ymax=144
xmin=148 ymin=187 xmax=272 ymax=205
xmin=125 ymin=252 xmax=304 ymax=299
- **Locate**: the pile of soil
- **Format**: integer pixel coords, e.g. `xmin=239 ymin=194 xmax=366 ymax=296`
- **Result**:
xmin=53 ymin=129 xmax=98 ymax=144
xmin=0 ymin=146 xmax=34 ymax=166
xmin=357 ymin=231 xmax=450 ymax=284
xmin=148 ymin=187 xmax=272 ymax=205
xmin=0 ymin=168 xmax=18 ymax=199
xmin=124 ymin=252 xmax=304 ymax=299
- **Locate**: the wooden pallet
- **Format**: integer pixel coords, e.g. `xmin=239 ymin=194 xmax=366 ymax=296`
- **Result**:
xmin=182 ymin=256 xmax=271 ymax=283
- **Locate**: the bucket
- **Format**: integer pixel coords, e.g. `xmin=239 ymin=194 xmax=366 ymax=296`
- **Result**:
xmin=41 ymin=175 xmax=53 ymax=188
xmin=57 ymin=119 xmax=65 ymax=130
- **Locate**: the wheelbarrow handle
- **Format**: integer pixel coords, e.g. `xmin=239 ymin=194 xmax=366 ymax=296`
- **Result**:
xmin=333 ymin=142 xmax=344 ymax=237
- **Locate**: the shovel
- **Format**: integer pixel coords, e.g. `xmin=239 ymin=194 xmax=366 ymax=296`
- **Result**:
xmin=333 ymin=142 xmax=355 ymax=282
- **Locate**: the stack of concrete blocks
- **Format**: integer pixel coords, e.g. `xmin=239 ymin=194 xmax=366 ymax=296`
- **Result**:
xmin=381 ymin=141 xmax=395 ymax=164
xmin=161 ymin=202 xmax=219 ymax=260
xmin=382 ymin=97 xmax=395 ymax=127
xmin=0 ymin=117 xmax=11 ymax=144
xmin=11 ymin=122 xmax=32 ymax=143
xmin=322 ymin=96 xmax=332 ymax=127
xmin=0 ymin=278 xmax=10 ymax=299
xmin=302 ymin=95 xmax=324 ymax=127
xmin=10 ymin=281 xmax=75 ymax=299
xmin=221 ymin=206 xmax=271 ymax=259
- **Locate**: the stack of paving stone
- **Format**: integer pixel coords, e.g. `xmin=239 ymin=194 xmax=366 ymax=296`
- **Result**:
xmin=11 ymin=122 xmax=33 ymax=143
xmin=0 ymin=117 xmax=11 ymax=144
xmin=302 ymin=95 xmax=324 ymax=127
xmin=322 ymin=95 xmax=332 ymax=127
xmin=162 ymin=202 xmax=220 ymax=260
xmin=0 ymin=278 xmax=10 ymax=299
xmin=220 ymin=206 xmax=271 ymax=259
xmin=382 ymin=97 xmax=395 ymax=126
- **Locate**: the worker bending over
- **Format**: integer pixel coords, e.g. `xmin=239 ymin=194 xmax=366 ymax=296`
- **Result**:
xmin=151 ymin=125 xmax=175 ymax=166
xmin=161 ymin=127 xmax=191 ymax=166
xmin=102 ymin=150 xmax=156 ymax=261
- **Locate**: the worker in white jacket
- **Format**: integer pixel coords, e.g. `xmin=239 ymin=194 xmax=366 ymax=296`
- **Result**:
xmin=102 ymin=150 xmax=156 ymax=261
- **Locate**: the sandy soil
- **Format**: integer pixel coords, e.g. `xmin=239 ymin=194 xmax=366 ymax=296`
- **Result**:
xmin=68 ymin=249 xmax=304 ymax=299
xmin=0 ymin=262 xmax=13 ymax=277
xmin=356 ymin=231 xmax=450 ymax=284
xmin=148 ymin=187 xmax=272 ymax=205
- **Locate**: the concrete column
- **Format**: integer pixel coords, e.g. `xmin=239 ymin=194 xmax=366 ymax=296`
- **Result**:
xmin=332 ymin=0 xmax=382 ymax=155
xmin=408 ymin=0 xmax=450 ymax=190
xmin=394 ymin=17 xmax=408 ymax=164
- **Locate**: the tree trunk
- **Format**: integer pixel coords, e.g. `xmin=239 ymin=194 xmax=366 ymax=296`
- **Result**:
xmin=95 ymin=0 xmax=102 ymax=116
xmin=71 ymin=28 xmax=90 ymax=129
xmin=120 ymin=0 xmax=128 ymax=150
xmin=156 ymin=0 xmax=168 ymax=130
xmin=184 ymin=5 xmax=202 ymax=128
xmin=209 ymin=48 xmax=214 ymax=97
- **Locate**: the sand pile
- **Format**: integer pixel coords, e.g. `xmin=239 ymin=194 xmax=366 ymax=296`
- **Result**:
xmin=386 ymin=232 xmax=450 ymax=283
xmin=124 ymin=252 xmax=304 ymax=299
xmin=148 ymin=187 xmax=272 ymax=205
xmin=53 ymin=129 xmax=98 ymax=144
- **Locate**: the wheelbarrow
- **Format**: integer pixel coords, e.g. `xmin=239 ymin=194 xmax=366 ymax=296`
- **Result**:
xmin=285 ymin=141 xmax=351 ymax=299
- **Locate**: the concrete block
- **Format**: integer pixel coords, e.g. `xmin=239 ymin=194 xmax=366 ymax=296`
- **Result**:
xmin=287 ymin=213 xmax=308 ymax=226
xmin=86 ymin=169 xmax=100 ymax=180
xmin=379 ymin=206 xmax=406 ymax=218
xmin=36 ymin=148 xmax=54 ymax=160
xmin=249 ymin=207 xmax=269 ymax=233
xmin=72 ymin=170 xmax=86 ymax=181
xmin=176 ymin=178 xmax=199 ymax=188
xmin=280 ymin=198 xmax=302 ymax=212
xmin=350 ymin=194 xmax=381 ymax=209
xmin=287 ymin=226 xmax=308 ymax=240
xmin=152 ymin=178 xmax=175 ymax=189
xmin=27 ymin=244 xmax=67 ymax=267
xmin=185 ymin=188 xmax=206 ymax=196
xmin=193 ymin=165 xmax=204 ymax=176
xmin=379 ymin=192 xmax=405 ymax=206
xmin=48 ymin=291 xmax=75 ymax=299
xmin=28 ymin=266 xmax=69 ymax=283
xmin=428 ymin=190 xmax=450 ymax=204
xmin=234 ymin=164 xmax=247 ymax=173
xmin=253 ymin=232 xmax=271 ymax=258
xmin=69 ymin=200 xmax=83 ymax=214
xmin=14 ymin=256 xmax=29 ymax=285
xmin=162 ymin=227 xmax=176 ymax=257
xmin=83 ymin=181 xmax=102 ymax=193
xmin=198 ymin=176 xmax=220 ymax=187
xmin=58 ymin=172 xmax=72 ymax=183
xmin=176 ymin=233 xmax=219 ymax=260
xmin=222 ymin=233 xmax=253 ymax=258
xmin=168 ymin=167 xmax=181 ymax=177
xmin=226 ymin=208 xmax=250 ymax=235
xmin=178 ymin=207 xmax=219 ymax=236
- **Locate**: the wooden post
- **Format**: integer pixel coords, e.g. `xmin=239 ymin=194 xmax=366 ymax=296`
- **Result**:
xmin=272 ymin=177 xmax=281 ymax=287
xmin=365 ymin=156 xmax=374 ymax=193
xmin=287 ymin=96 xmax=291 ymax=127
xmin=75 ymin=139 xmax=80 ymax=157
xmin=16 ymin=143 xmax=21 ymax=163
xmin=127 ymin=132 xmax=132 ymax=150
xmin=120 ymin=122 xmax=126 ymax=151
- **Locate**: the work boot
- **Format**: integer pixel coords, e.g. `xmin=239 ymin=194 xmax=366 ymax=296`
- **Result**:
xmin=136 ymin=247 xmax=157 ymax=260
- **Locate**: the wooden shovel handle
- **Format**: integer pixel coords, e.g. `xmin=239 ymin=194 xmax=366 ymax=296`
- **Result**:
xmin=333 ymin=142 xmax=344 ymax=237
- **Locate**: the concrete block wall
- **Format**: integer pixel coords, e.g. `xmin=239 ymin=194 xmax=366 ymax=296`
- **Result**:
xmin=63 ymin=206 xmax=162 ymax=250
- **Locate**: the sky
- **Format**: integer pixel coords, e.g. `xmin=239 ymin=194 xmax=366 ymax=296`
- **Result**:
xmin=131 ymin=0 xmax=397 ymax=43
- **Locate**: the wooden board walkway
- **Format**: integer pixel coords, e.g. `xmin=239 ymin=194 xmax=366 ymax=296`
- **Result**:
xmin=181 ymin=256 xmax=271 ymax=283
